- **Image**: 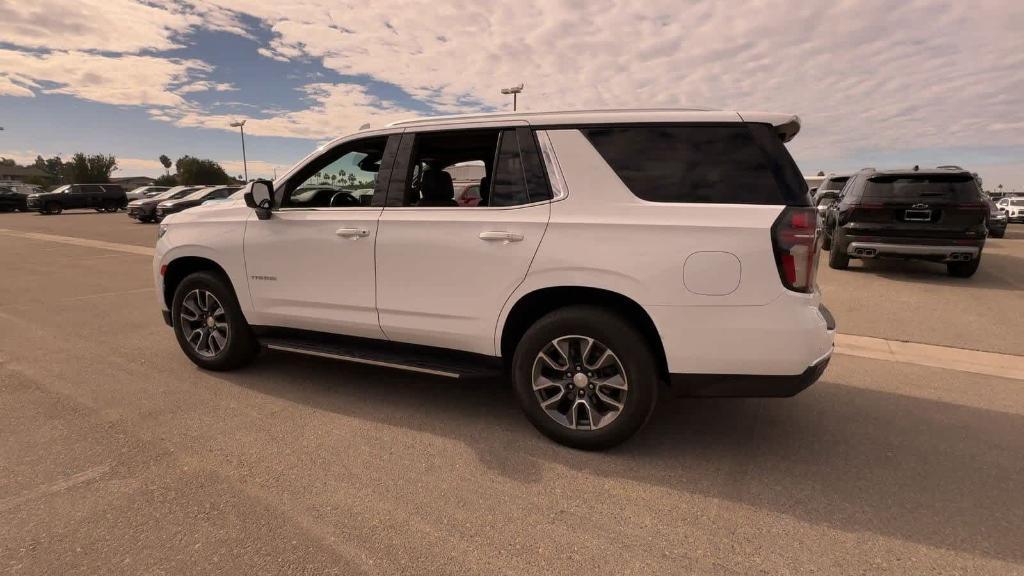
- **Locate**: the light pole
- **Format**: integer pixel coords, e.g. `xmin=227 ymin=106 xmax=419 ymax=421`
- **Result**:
xmin=229 ymin=120 xmax=248 ymax=181
xmin=500 ymin=84 xmax=524 ymax=111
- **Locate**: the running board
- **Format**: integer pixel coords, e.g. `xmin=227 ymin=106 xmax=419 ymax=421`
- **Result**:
xmin=256 ymin=329 xmax=504 ymax=379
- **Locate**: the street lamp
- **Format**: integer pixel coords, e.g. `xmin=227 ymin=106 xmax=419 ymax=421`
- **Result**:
xmin=500 ymin=84 xmax=524 ymax=111
xmin=229 ymin=120 xmax=248 ymax=182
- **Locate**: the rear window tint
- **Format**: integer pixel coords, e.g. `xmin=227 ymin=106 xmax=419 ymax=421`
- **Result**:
xmin=582 ymin=124 xmax=808 ymax=205
xmin=863 ymin=175 xmax=980 ymax=202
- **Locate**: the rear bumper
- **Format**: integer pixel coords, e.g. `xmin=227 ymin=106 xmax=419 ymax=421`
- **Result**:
xmin=646 ymin=294 xmax=835 ymax=376
xmin=670 ymin=351 xmax=831 ymax=397
xmin=846 ymin=241 xmax=980 ymax=261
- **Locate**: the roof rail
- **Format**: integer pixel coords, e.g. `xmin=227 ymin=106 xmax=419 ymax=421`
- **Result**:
xmin=386 ymin=107 xmax=719 ymax=127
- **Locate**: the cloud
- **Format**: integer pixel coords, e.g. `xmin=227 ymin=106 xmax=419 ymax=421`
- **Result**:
xmin=160 ymin=82 xmax=419 ymax=139
xmin=0 ymin=0 xmax=193 ymax=53
xmin=1 ymin=0 xmax=1023 ymax=182
xmin=194 ymin=0 xmax=1024 ymax=156
xmin=0 ymin=49 xmax=210 ymax=107
xmin=177 ymin=81 xmax=238 ymax=94
xmin=0 ymin=76 xmax=35 ymax=98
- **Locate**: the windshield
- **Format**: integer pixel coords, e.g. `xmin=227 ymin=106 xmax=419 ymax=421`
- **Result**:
xmin=154 ymin=187 xmax=199 ymax=201
xmin=51 ymin=185 xmax=71 ymax=194
xmin=182 ymin=188 xmax=214 ymax=201
xmin=821 ymin=176 xmax=849 ymax=191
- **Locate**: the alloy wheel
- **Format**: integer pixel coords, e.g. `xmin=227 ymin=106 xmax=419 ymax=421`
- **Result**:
xmin=531 ymin=335 xmax=628 ymax=431
xmin=179 ymin=289 xmax=230 ymax=358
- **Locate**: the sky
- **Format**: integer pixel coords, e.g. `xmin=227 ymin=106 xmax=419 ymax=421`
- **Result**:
xmin=1 ymin=0 xmax=1022 ymax=190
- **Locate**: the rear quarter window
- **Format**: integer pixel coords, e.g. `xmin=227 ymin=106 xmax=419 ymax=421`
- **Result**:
xmin=581 ymin=124 xmax=808 ymax=205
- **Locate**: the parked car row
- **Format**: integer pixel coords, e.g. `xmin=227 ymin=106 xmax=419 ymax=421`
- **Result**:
xmin=0 ymin=183 xmax=240 ymax=219
xmin=126 ymin=185 xmax=240 ymax=223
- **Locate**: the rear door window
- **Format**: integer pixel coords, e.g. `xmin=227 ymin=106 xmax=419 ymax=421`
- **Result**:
xmin=582 ymin=124 xmax=808 ymax=205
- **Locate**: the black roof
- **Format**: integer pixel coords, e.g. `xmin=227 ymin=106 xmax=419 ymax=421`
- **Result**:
xmin=855 ymin=167 xmax=973 ymax=178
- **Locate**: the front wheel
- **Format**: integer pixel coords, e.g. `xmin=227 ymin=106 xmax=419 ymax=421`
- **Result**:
xmin=171 ymin=271 xmax=257 ymax=371
xmin=512 ymin=306 xmax=658 ymax=450
xmin=44 ymin=202 xmax=62 ymax=215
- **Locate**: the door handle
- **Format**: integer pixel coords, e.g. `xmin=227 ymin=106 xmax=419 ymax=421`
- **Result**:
xmin=336 ymin=227 xmax=370 ymax=238
xmin=478 ymin=231 xmax=524 ymax=243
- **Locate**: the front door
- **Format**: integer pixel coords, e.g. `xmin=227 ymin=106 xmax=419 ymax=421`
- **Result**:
xmin=243 ymin=134 xmax=396 ymax=338
xmin=375 ymin=127 xmax=552 ymax=355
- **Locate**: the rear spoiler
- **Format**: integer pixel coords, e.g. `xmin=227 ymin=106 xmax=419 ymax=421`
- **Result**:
xmin=773 ymin=116 xmax=801 ymax=143
xmin=736 ymin=112 xmax=801 ymax=143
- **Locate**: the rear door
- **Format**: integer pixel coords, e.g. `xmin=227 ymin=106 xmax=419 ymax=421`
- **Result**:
xmin=848 ymin=173 xmax=986 ymax=239
xmin=374 ymin=125 xmax=551 ymax=355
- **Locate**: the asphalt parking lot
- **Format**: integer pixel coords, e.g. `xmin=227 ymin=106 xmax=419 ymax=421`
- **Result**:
xmin=1 ymin=211 xmax=1023 ymax=575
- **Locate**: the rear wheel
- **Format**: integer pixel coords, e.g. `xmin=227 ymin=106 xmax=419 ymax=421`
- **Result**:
xmin=171 ymin=271 xmax=257 ymax=371
xmin=947 ymin=256 xmax=981 ymax=278
xmin=989 ymin=229 xmax=1004 ymax=239
xmin=102 ymin=199 xmax=119 ymax=212
xmin=512 ymin=306 xmax=658 ymax=450
xmin=828 ymin=228 xmax=849 ymax=269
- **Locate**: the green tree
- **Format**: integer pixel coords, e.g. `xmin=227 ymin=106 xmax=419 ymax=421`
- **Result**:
xmin=0 ymin=158 xmax=16 ymax=167
xmin=64 ymin=153 xmax=117 ymax=183
xmin=174 ymin=155 xmax=232 ymax=185
xmin=153 ymin=174 xmax=178 ymax=186
xmin=159 ymin=154 xmax=172 ymax=175
xmin=33 ymin=155 xmax=65 ymax=184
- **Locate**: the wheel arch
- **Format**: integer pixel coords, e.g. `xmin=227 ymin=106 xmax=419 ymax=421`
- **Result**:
xmin=498 ymin=286 xmax=669 ymax=380
xmin=162 ymin=256 xmax=235 ymax=310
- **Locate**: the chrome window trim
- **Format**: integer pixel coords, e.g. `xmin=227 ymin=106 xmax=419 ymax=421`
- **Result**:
xmin=534 ymin=130 xmax=569 ymax=201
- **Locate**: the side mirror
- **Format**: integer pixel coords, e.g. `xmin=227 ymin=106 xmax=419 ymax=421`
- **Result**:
xmin=244 ymin=180 xmax=273 ymax=220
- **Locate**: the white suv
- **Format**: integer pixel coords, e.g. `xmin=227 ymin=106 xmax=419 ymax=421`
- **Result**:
xmin=154 ymin=109 xmax=835 ymax=449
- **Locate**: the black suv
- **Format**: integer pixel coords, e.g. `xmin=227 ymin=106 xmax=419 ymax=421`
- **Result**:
xmin=825 ymin=168 xmax=987 ymax=277
xmin=0 ymin=186 xmax=29 ymax=212
xmin=26 ymin=184 xmax=127 ymax=215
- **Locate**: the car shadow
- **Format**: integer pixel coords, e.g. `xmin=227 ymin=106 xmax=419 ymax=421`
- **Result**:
xmin=210 ymin=353 xmax=1024 ymax=564
xmin=839 ymin=250 xmax=1023 ymax=290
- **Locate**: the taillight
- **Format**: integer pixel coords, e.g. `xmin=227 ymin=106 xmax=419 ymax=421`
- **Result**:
xmin=771 ymin=206 xmax=820 ymax=293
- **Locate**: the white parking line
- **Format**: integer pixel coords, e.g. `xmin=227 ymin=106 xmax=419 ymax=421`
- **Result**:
xmin=3 ymin=228 xmax=1021 ymax=380
xmin=0 ymin=464 xmax=111 ymax=513
xmin=0 ymin=228 xmax=154 ymax=256
xmin=835 ymin=334 xmax=1024 ymax=381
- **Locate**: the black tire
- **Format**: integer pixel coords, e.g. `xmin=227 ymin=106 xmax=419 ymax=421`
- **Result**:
xmin=947 ymin=256 xmax=981 ymax=278
xmin=44 ymin=202 xmax=62 ymax=215
xmin=821 ymin=230 xmax=832 ymax=251
xmin=102 ymin=200 xmax=119 ymax=212
xmin=828 ymin=228 xmax=849 ymax=270
xmin=512 ymin=306 xmax=658 ymax=450
xmin=989 ymin=230 xmax=1004 ymax=239
xmin=171 ymin=271 xmax=257 ymax=371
